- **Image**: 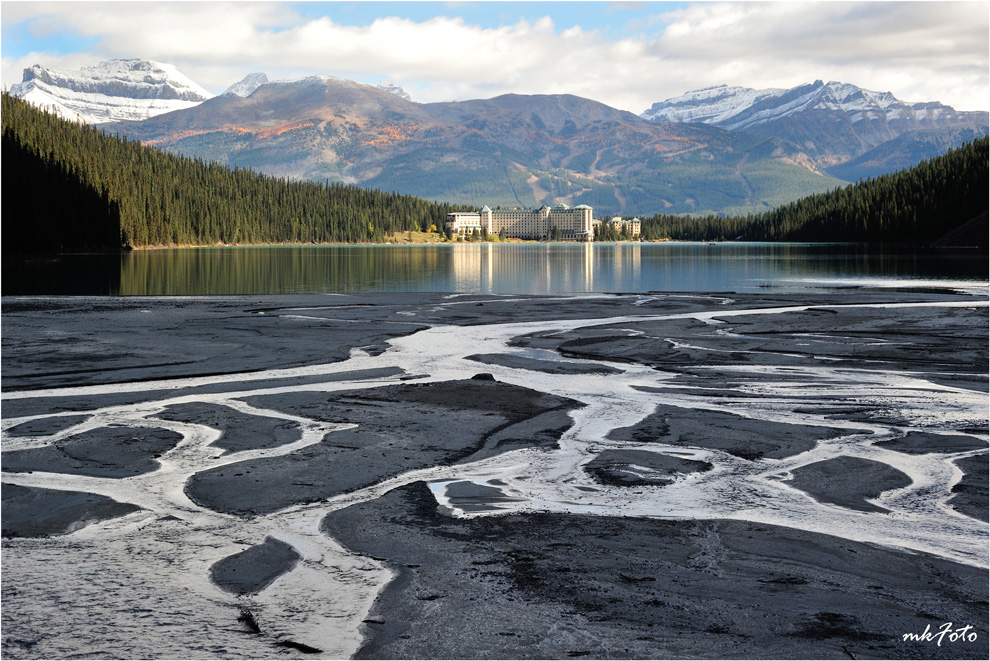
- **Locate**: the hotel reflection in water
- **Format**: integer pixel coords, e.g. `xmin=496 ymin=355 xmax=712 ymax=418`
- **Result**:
xmin=450 ymin=242 xmax=642 ymax=294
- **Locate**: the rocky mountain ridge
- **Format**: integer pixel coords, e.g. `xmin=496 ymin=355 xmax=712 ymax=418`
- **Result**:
xmin=642 ymin=80 xmax=988 ymax=180
xmin=102 ymin=75 xmax=844 ymax=216
xmin=9 ymin=59 xmax=213 ymax=124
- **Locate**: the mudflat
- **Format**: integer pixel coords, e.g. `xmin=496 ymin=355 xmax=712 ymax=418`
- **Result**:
xmin=325 ymin=481 xmax=987 ymax=660
xmin=1 ymin=291 xmax=987 ymax=659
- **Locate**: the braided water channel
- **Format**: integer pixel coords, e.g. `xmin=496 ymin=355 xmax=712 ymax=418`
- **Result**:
xmin=2 ymin=296 xmax=987 ymax=658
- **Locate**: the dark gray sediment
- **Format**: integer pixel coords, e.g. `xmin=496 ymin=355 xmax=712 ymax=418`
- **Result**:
xmin=950 ymin=454 xmax=989 ymax=522
xmin=466 ymin=352 xmax=624 ymax=375
xmin=786 ymin=456 xmax=913 ymax=513
xmin=606 ymin=403 xmax=851 ymax=460
xmin=4 ymin=414 xmax=90 ymax=437
xmin=0 ymin=296 xmax=429 ymax=393
xmin=2 ymin=366 xmax=405 ymax=419
xmin=154 ymin=402 xmax=302 ymax=453
xmin=1 ymin=425 xmax=183 ymax=478
xmin=209 ymin=536 xmax=301 ymax=595
xmin=1 ymin=483 xmax=141 ymax=538
xmin=324 ymin=481 xmax=989 ymax=660
xmin=876 ymin=431 xmax=986 ymax=455
xmin=184 ymin=378 xmax=582 ymax=516
xmin=584 ymin=449 xmax=712 ymax=486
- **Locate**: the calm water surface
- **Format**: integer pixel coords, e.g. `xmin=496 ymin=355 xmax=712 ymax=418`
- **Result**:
xmin=4 ymin=243 xmax=987 ymax=295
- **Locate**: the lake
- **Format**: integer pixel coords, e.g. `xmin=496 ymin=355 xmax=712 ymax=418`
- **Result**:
xmin=3 ymin=242 xmax=987 ymax=296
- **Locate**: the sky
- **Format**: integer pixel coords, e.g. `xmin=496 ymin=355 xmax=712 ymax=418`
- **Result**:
xmin=1 ymin=1 xmax=988 ymax=113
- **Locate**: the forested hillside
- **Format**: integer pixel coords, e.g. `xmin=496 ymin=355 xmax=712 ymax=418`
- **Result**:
xmin=642 ymin=137 xmax=989 ymax=245
xmin=4 ymin=92 xmax=986 ymax=253
xmin=2 ymin=93 xmax=451 ymax=253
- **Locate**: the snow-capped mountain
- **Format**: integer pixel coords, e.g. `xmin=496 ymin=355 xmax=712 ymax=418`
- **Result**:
xmin=377 ymin=81 xmax=412 ymax=101
xmin=222 ymin=73 xmax=269 ymax=98
xmin=642 ymin=81 xmax=935 ymax=131
xmin=10 ymin=59 xmax=214 ymax=124
xmin=641 ymin=84 xmax=786 ymax=126
xmin=642 ymin=80 xmax=988 ymax=179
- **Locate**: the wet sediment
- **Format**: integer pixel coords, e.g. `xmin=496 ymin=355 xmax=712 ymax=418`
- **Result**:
xmin=2 ymin=291 xmax=987 ymax=659
xmin=325 ymin=480 xmax=989 ymax=660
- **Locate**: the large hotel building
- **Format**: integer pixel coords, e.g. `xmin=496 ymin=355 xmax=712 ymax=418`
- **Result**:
xmin=446 ymin=204 xmax=594 ymax=241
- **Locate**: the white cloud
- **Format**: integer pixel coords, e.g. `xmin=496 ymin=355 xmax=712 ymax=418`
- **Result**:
xmin=2 ymin=1 xmax=987 ymax=112
xmin=648 ymin=1 xmax=990 ymax=109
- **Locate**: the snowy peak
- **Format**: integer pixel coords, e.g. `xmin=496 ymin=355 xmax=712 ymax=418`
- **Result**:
xmin=641 ymin=84 xmax=783 ymax=124
xmin=222 ymin=73 xmax=269 ymax=97
xmin=641 ymin=80 xmax=961 ymax=132
xmin=642 ymin=79 xmax=988 ymax=179
xmin=377 ymin=81 xmax=412 ymax=102
xmin=763 ymin=80 xmax=907 ymax=125
xmin=10 ymin=59 xmax=214 ymax=124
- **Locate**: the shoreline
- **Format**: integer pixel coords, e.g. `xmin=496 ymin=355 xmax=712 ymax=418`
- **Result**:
xmin=10 ymin=238 xmax=988 ymax=253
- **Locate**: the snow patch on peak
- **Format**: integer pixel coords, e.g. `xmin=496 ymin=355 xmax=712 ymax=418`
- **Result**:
xmin=377 ymin=81 xmax=411 ymax=102
xmin=223 ymin=73 xmax=269 ymax=97
xmin=641 ymin=84 xmax=783 ymax=124
xmin=265 ymin=75 xmax=407 ymax=99
xmin=276 ymin=74 xmax=351 ymax=87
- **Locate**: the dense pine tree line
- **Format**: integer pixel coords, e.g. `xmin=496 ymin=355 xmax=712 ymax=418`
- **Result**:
xmin=2 ymin=128 xmax=122 ymax=253
xmin=642 ymin=137 xmax=988 ymax=245
xmin=2 ymin=93 xmax=452 ymax=253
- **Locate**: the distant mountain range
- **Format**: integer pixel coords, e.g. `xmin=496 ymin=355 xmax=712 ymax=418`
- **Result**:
xmin=641 ymin=81 xmax=988 ymax=182
xmin=97 ymin=74 xmax=845 ymax=216
xmin=10 ymin=60 xmax=987 ymax=216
